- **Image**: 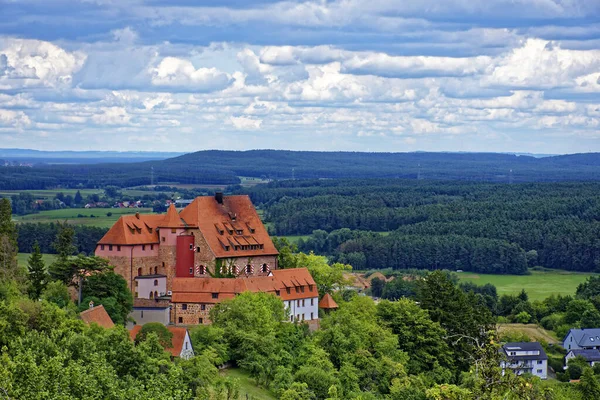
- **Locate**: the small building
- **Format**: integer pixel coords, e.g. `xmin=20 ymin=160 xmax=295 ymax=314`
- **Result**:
xmin=319 ymin=293 xmax=339 ymax=311
xmin=566 ymin=349 xmax=600 ymax=367
xmin=79 ymin=303 xmax=114 ymax=329
xmin=563 ymin=328 xmax=600 ymax=351
xmin=500 ymin=342 xmax=548 ymax=379
xmin=129 ymin=325 xmax=194 ymax=359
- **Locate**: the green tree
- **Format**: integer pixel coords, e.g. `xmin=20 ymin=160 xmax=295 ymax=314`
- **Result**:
xmin=74 ymin=190 xmax=83 ymax=205
xmin=27 ymin=241 xmax=47 ymax=299
xmin=135 ymin=322 xmax=173 ymax=348
xmin=280 ymin=382 xmax=314 ymax=400
xmin=41 ymin=280 xmax=71 ymax=308
xmin=371 ymin=277 xmax=385 ymax=298
xmin=377 ymin=299 xmax=453 ymax=374
xmin=80 ymin=271 xmax=133 ymax=325
xmin=295 ymin=252 xmax=351 ymax=294
xmin=514 ymin=311 xmax=532 ymax=324
xmin=580 ymin=368 xmax=600 ymax=399
xmin=0 ymin=198 xmax=23 ymax=284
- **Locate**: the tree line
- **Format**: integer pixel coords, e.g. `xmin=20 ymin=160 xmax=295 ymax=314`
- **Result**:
xmin=242 ymin=179 xmax=600 ymax=273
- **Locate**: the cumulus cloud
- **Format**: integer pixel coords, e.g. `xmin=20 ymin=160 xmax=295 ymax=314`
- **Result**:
xmin=0 ymin=38 xmax=86 ymax=89
xmin=0 ymin=109 xmax=31 ymax=128
xmin=149 ymin=57 xmax=233 ymax=91
xmin=229 ymin=116 xmax=262 ymax=130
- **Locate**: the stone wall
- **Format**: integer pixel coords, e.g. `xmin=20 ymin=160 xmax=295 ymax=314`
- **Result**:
xmin=172 ymin=302 xmax=214 ymax=325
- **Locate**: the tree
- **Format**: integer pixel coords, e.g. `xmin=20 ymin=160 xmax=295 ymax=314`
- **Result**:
xmin=514 ymin=311 xmax=531 ymax=324
xmin=53 ymin=223 xmax=77 ymax=260
xmin=80 ymin=271 xmax=133 ymax=325
xmin=371 ymin=277 xmax=385 ymax=298
xmin=518 ymin=289 xmax=528 ymax=302
xmin=50 ymin=254 xmax=111 ymax=288
xmin=0 ymin=198 xmax=23 ymax=285
xmin=135 ymin=322 xmax=173 ymax=348
xmin=27 ymin=241 xmax=47 ymax=299
xmin=41 ymin=281 xmax=71 ymax=308
xmin=580 ymin=368 xmax=600 ymax=399
xmin=74 ymin=190 xmax=83 ymax=205
xmin=295 ymin=252 xmax=351 ymax=294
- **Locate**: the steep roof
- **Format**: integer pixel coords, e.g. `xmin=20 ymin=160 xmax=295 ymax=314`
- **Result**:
xmin=568 ymin=349 xmax=600 ymax=362
xmin=502 ymin=342 xmax=548 ymax=361
xmin=319 ymin=293 xmax=338 ymax=309
xmin=162 ymin=204 xmax=186 ymax=228
xmin=129 ymin=325 xmax=191 ymax=357
xmin=80 ymin=305 xmax=114 ymax=329
xmin=179 ymin=195 xmax=278 ymax=258
xmin=171 ymin=268 xmax=317 ymax=303
xmin=565 ymin=328 xmax=600 ymax=348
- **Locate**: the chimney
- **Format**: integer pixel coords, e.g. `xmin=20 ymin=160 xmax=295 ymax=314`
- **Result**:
xmin=215 ymin=192 xmax=223 ymax=204
xmin=135 ymin=212 xmax=140 ymax=219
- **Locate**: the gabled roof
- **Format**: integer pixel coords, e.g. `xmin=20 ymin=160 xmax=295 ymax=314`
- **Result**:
xmin=502 ymin=342 xmax=548 ymax=360
xmin=568 ymin=349 xmax=600 ymax=362
xmin=565 ymin=328 xmax=600 ymax=348
xmin=129 ymin=325 xmax=191 ymax=357
xmin=319 ymin=293 xmax=338 ymax=309
xmin=171 ymin=268 xmax=317 ymax=303
xmin=162 ymin=204 xmax=186 ymax=228
xmin=179 ymin=195 xmax=278 ymax=258
xmin=80 ymin=305 xmax=114 ymax=329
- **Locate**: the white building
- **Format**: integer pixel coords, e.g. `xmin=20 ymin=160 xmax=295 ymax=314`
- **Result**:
xmin=500 ymin=342 xmax=548 ymax=379
xmin=565 ymin=349 xmax=600 ymax=368
xmin=563 ymin=328 xmax=600 ymax=351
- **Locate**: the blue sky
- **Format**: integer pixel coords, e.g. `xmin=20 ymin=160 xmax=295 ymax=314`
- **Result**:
xmin=0 ymin=0 xmax=599 ymax=153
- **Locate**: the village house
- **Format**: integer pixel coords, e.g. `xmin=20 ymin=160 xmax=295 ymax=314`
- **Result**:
xmin=500 ymin=342 xmax=548 ymax=379
xmin=565 ymin=349 xmax=600 ymax=368
xmin=79 ymin=302 xmax=114 ymax=329
xmin=563 ymin=328 xmax=600 ymax=351
xmin=129 ymin=325 xmax=194 ymax=359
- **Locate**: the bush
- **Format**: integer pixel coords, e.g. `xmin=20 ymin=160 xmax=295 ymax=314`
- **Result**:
xmin=540 ymin=313 xmax=564 ymax=331
xmin=568 ymin=364 xmax=583 ymax=380
xmin=106 ymin=212 xmax=112 ymax=217
xmin=515 ymin=311 xmax=532 ymax=324
xmin=548 ymin=357 xmax=564 ymax=373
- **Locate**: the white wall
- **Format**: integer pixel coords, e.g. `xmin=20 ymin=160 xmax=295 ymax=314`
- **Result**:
xmin=130 ymin=307 xmax=170 ymax=325
xmin=501 ymin=359 xmax=547 ymax=380
xmin=284 ymin=297 xmax=319 ymax=322
xmin=179 ymin=331 xmax=194 ymax=360
xmin=136 ymin=277 xmax=167 ymax=299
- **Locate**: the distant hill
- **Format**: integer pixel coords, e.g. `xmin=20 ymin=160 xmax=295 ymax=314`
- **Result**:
xmin=0 ymin=148 xmax=184 ymax=164
xmin=0 ymin=150 xmax=599 ymax=190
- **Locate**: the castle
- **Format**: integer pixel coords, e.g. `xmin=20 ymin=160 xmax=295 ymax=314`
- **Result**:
xmin=95 ymin=193 xmax=319 ymax=326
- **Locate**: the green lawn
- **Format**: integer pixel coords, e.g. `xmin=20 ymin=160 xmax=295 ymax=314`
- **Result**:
xmin=0 ymin=189 xmax=104 ymax=200
xmin=277 ymin=235 xmax=311 ymax=244
xmin=14 ymin=207 xmax=154 ymax=228
xmin=17 ymin=253 xmax=57 ymax=269
xmin=220 ymin=368 xmax=277 ymax=400
xmin=458 ymin=270 xmax=595 ymax=300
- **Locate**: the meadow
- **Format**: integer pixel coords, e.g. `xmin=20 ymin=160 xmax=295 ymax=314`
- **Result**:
xmin=458 ymin=270 xmax=595 ymax=300
xmin=220 ymin=368 xmax=277 ymax=400
xmin=13 ymin=207 xmax=154 ymax=228
xmin=17 ymin=253 xmax=57 ymax=269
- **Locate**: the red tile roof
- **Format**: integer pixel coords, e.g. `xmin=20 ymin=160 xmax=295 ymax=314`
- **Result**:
xmin=319 ymin=293 xmax=338 ymax=309
xmin=129 ymin=325 xmax=190 ymax=357
xmin=171 ymin=268 xmax=317 ymax=304
xmin=179 ymin=195 xmax=278 ymax=258
xmin=98 ymin=213 xmax=164 ymax=245
xmin=80 ymin=305 xmax=115 ymax=328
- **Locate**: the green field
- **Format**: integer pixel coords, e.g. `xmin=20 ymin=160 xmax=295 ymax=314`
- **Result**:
xmin=458 ymin=270 xmax=595 ymax=300
xmin=17 ymin=253 xmax=57 ymax=269
xmin=13 ymin=207 xmax=154 ymax=228
xmin=220 ymin=368 xmax=277 ymax=400
xmin=0 ymin=189 xmax=104 ymax=200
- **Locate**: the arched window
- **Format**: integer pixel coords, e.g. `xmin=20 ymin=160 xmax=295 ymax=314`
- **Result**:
xmin=220 ymin=265 xmax=227 ymax=275
xmin=162 ymin=262 xmax=165 ymax=268
xmin=149 ymin=291 xmax=154 ymax=299
xmin=153 ymin=279 xmax=158 ymax=286
xmin=137 ymin=267 xmax=142 ymax=276
xmin=246 ymin=264 xmax=253 ymax=274
xmin=199 ymin=265 xmax=206 ymax=275
xmin=154 ymin=266 xmax=158 ymax=274
xmin=231 ymin=265 xmax=238 ymax=275
xmin=154 ymin=291 xmax=158 ymax=298
xmin=262 ymin=264 xmax=269 ymax=273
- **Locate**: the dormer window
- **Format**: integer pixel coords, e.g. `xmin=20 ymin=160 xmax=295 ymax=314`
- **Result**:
xmin=212 ymin=293 xmax=218 ymax=299
xmin=286 ymin=287 xmax=291 ymax=294
xmin=236 ymin=230 xmax=243 ymax=235
xmin=275 ymin=290 xmax=280 ymax=296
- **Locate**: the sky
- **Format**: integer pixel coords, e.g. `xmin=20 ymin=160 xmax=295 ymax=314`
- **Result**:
xmin=0 ymin=0 xmax=599 ymax=154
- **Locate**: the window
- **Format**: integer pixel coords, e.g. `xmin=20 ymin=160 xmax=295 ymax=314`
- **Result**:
xmin=141 ymin=310 xmax=144 ymax=318
xmin=196 ymin=246 xmax=200 ymax=253
xmin=297 ymin=300 xmax=301 ymax=307
xmin=135 ymin=281 xmax=138 ymax=287
xmin=117 ymin=245 xmax=121 ymax=251
xmin=182 ymin=304 xmax=188 ymax=310
xmin=212 ymin=293 xmax=218 ymax=299
xmin=302 ymin=314 xmax=305 ymax=321
xmin=178 ymin=317 xmax=183 ymax=324
xmin=510 ymin=352 xmax=516 ymax=356
xmin=199 ymin=318 xmax=203 ymax=324
xmin=142 ymin=245 xmax=146 ymax=251
xmin=171 ymin=228 xmax=176 ymax=233
xmin=311 ymin=312 xmax=314 ymax=320
xmin=201 ymin=304 xmax=206 ymax=311
xmin=231 ymin=265 xmax=238 ymax=275
xmin=262 ymin=264 xmax=268 ymax=273
xmin=290 ymin=315 xmax=294 ymax=322
xmin=154 ymin=266 xmax=158 ymax=274
xmin=301 ymin=286 xmax=305 ymax=293
xmin=246 ymin=264 xmax=252 ymax=274
xmin=189 ymin=267 xmax=193 ymax=275
xmin=109 ymin=245 xmax=113 ymax=251
xmin=154 ymin=291 xmax=158 ymax=298
xmin=162 ymin=237 xmax=165 ymax=242
xmin=537 ymin=360 xmax=542 ymax=364
xmin=302 ymin=299 xmax=305 ymax=307
xmin=185 ymin=342 xmax=188 ymax=350
xmin=154 ymin=279 xmax=158 ymax=286
xmin=135 ymin=291 xmax=138 ymax=298
xmin=275 ymin=290 xmax=280 ymax=296
xmin=138 ymin=267 xmax=142 ymax=276
xmin=311 ymin=298 xmax=314 ymax=306
xmin=286 ymin=288 xmax=290 ymax=294
xmin=537 ymin=369 xmax=542 ymax=374
xmin=149 ymin=291 xmax=154 ymax=299
xmin=309 ymin=285 xmax=313 ymax=292
xmin=189 ymin=244 xmax=193 ymax=250
xmin=150 ymin=244 xmax=154 ymax=250
xmin=295 ymin=287 xmax=299 ymax=293
xmin=101 ymin=245 xmax=105 ymax=250
xmin=199 ymin=265 xmax=206 ymax=275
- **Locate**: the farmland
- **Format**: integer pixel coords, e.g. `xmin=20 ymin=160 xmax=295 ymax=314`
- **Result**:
xmin=457 ymin=270 xmax=595 ymax=300
xmin=17 ymin=253 xmax=57 ymax=269
xmin=13 ymin=207 xmax=154 ymax=228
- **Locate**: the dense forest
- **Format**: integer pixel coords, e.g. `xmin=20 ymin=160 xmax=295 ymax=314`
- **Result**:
xmin=1 ymin=150 xmax=600 ymax=189
xmin=240 ymin=179 xmax=600 ymax=273
xmin=17 ymin=223 xmax=107 ymax=255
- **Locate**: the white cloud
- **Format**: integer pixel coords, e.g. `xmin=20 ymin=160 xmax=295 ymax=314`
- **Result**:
xmin=229 ymin=116 xmax=262 ymax=130
xmin=0 ymin=109 xmax=31 ymax=128
xmin=0 ymin=38 xmax=86 ymax=89
xmin=91 ymin=107 xmax=131 ymax=125
xmin=149 ymin=57 xmax=233 ymax=91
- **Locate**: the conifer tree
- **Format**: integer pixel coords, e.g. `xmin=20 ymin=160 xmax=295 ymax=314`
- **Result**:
xmin=0 ymin=198 xmax=22 ymax=284
xmin=74 ymin=190 xmax=83 ymax=205
xmin=27 ymin=241 xmax=47 ymax=299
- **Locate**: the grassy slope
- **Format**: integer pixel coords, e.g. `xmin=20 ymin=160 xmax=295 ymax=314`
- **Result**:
xmin=497 ymin=323 xmax=559 ymax=344
xmin=458 ymin=270 xmax=594 ymax=300
xmin=220 ymin=368 xmax=277 ymax=400
xmin=17 ymin=253 xmax=57 ymax=269
xmin=13 ymin=207 xmax=154 ymax=228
